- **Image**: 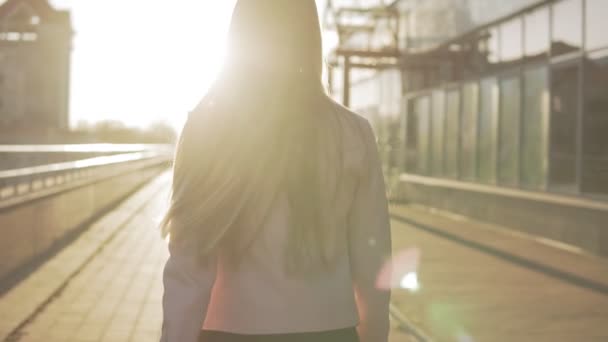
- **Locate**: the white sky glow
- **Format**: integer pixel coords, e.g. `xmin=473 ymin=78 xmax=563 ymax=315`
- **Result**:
xmin=58 ymin=0 xmax=237 ymax=129
xmin=33 ymin=0 xmax=331 ymax=130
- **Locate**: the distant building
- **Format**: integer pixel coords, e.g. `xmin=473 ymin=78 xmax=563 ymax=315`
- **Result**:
xmin=327 ymin=0 xmax=608 ymax=197
xmin=0 ymin=0 xmax=72 ymax=131
xmin=326 ymin=0 xmax=608 ymax=257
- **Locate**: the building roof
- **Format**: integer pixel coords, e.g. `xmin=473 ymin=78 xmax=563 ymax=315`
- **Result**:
xmin=0 ymin=0 xmax=71 ymax=25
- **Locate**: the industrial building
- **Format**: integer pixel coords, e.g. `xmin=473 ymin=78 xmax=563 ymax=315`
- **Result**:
xmin=0 ymin=0 xmax=72 ymax=131
xmin=324 ymin=0 xmax=608 ymax=256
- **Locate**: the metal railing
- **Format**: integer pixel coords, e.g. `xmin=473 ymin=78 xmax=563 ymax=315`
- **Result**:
xmin=0 ymin=144 xmax=173 ymax=170
xmin=0 ymin=144 xmax=162 ymax=153
xmin=0 ymin=145 xmax=173 ymax=206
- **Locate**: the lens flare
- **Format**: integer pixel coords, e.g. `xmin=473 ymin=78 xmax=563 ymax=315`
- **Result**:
xmin=399 ymin=271 xmax=420 ymax=292
xmin=376 ymin=247 xmax=421 ymax=290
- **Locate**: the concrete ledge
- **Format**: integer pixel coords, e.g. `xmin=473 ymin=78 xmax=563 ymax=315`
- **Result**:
xmin=394 ymin=173 xmax=608 ymax=257
xmin=0 ymin=161 xmax=169 ymax=283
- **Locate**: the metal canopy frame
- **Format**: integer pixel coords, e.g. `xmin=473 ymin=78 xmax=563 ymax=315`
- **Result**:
xmin=323 ymin=0 xmax=403 ymax=106
xmin=323 ymin=0 xmax=461 ymax=106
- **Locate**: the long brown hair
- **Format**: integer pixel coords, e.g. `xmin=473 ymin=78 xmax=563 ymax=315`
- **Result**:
xmin=160 ymin=0 xmax=344 ymax=274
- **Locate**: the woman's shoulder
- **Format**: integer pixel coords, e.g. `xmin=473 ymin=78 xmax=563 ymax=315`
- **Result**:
xmin=325 ymin=97 xmax=377 ymax=149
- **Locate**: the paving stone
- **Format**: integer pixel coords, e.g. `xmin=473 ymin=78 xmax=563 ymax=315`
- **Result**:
xmin=0 ymin=173 xmax=170 ymax=341
xmin=389 ymin=204 xmax=608 ymax=341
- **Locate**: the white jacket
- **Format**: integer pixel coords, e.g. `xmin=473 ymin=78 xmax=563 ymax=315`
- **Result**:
xmin=160 ymin=102 xmax=392 ymax=342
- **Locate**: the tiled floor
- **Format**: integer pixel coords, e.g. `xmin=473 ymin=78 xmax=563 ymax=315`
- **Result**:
xmin=3 ymin=174 xmax=412 ymax=342
xmin=7 ymin=175 xmax=171 ymax=342
xmin=389 ymin=206 xmax=608 ymax=342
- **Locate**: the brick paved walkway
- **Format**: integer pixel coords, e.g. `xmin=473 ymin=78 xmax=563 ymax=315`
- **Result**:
xmin=3 ymin=174 xmax=171 ymax=342
xmin=1 ymin=173 xmax=411 ymax=342
xmin=389 ymin=205 xmax=608 ymax=342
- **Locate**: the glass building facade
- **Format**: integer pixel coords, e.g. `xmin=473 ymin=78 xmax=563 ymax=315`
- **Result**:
xmin=402 ymin=0 xmax=608 ymax=197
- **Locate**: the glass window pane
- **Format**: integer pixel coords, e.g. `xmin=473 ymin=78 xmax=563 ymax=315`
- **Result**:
xmin=498 ymin=76 xmax=521 ymax=186
xmin=445 ymin=89 xmax=460 ymax=178
xmin=500 ymin=18 xmax=523 ymax=63
xmin=525 ymin=7 xmax=550 ymax=59
xmin=582 ymin=49 xmax=608 ymax=195
xmin=414 ymin=96 xmax=431 ymax=175
xmin=431 ymin=90 xmax=445 ymax=176
xmin=521 ymin=67 xmax=549 ymax=189
xmin=551 ymin=0 xmax=582 ymax=57
xmin=405 ymin=99 xmax=418 ymax=173
xmin=549 ymin=63 xmax=579 ymax=192
xmin=445 ymin=89 xmax=461 ymax=178
xmin=461 ymin=82 xmax=479 ymax=180
xmin=586 ymin=0 xmax=608 ymax=51
xmin=478 ymin=77 xmax=499 ymax=184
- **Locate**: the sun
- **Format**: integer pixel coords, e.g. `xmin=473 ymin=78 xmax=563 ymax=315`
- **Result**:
xmin=66 ymin=0 xmax=236 ymax=130
xmin=50 ymin=0 xmax=330 ymax=131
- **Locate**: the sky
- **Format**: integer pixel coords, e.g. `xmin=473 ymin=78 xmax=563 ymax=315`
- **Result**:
xmin=36 ymin=0 xmax=330 ymax=130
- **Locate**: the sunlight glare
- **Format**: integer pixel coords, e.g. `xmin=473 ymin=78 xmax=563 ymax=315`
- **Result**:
xmin=376 ymin=247 xmax=421 ymax=290
xmin=400 ymin=272 xmax=420 ymax=292
xmin=44 ymin=0 xmax=333 ymax=130
xmin=62 ymin=0 xmax=237 ymax=129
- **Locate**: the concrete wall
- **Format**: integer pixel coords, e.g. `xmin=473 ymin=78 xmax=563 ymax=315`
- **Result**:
xmin=394 ymin=174 xmax=608 ymax=257
xmin=0 ymin=162 xmax=168 ymax=282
